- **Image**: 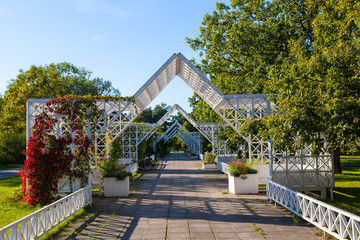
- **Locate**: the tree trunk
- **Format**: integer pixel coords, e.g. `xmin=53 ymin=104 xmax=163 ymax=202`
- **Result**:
xmin=333 ymin=147 xmax=342 ymax=174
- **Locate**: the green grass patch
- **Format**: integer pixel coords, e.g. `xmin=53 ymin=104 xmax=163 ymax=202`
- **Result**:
xmin=324 ymin=156 xmax=360 ymax=216
xmin=0 ymin=164 xmax=24 ymax=170
xmin=221 ymin=191 xmax=229 ymax=194
xmin=341 ymin=156 xmax=360 ymax=165
xmin=0 ymin=176 xmax=41 ymax=228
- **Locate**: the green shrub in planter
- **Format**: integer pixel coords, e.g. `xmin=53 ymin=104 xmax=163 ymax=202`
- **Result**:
xmin=97 ymin=155 xmax=131 ymax=180
xmin=189 ymin=152 xmax=197 ymax=157
xmin=203 ymin=152 xmax=216 ymax=163
xmin=228 ymin=159 xmax=258 ymax=177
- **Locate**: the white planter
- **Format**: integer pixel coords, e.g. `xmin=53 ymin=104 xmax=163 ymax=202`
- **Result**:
xmin=202 ymin=163 xmax=216 ymax=169
xmin=228 ymin=174 xmax=258 ymax=194
xmin=103 ymin=176 xmax=129 ymax=197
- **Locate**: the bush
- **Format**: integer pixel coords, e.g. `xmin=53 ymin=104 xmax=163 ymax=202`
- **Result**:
xmin=203 ymin=152 xmax=216 ymax=163
xmin=189 ymin=152 xmax=197 ymax=157
xmin=109 ymin=137 xmax=122 ymax=160
xmin=228 ymin=160 xmax=258 ymax=177
xmin=97 ymin=155 xmax=131 ymax=180
xmin=0 ymin=131 xmax=26 ymax=164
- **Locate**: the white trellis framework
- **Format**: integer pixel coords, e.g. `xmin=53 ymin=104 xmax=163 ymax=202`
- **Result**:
xmin=160 ymin=121 xmax=201 ymax=154
xmin=26 ymin=53 xmax=334 ymax=197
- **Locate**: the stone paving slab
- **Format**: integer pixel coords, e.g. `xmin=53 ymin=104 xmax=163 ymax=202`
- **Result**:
xmin=53 ymin=153 xmax=325 ymax=240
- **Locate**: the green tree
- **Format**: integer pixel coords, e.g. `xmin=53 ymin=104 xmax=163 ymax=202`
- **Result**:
xmin=188 ymin=0 xmax=360 ymax=173
xmin=135 ymin=103 xmax=170 ymax=124
xmin=0 ymin=62 xmax=114 ymax=163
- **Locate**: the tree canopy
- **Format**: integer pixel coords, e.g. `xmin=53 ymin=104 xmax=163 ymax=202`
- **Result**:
xmin=0 ymin=62 xmax=115 ymax=163
xmin=187 ymin=0 xmax=360 ymax=172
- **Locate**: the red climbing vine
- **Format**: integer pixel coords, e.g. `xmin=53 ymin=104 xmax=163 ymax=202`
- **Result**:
xmin=20 ymin=94 xmax=134 ymax=205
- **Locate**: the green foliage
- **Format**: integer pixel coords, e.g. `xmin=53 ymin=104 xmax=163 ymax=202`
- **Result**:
xmin=109 ymin=137 xmax=122 ymax=160
xmin=0 ymin=132 xmax=26 ymax=164
xmin=0 ymin=176 xmax=41 ymax=228
xmin=137 ymin=140 xmax=148 ymax=163
xmin=188 ymin=0 xmax=360 ymax=169
xmin=203 ymin=152 xmax=216 ymax=163
xmin=135 ymin=103 xmax=170 ymax=124
xmin=0 ymin=163 xmax=23 ymax=169
xmin=169 ymin=136 xmax=185 ymax=151
xmin=218 ymin=125 xmax=248 ymax=158
xmin=97 ymin=155 xmax=131 ymax=180
xmin=0 ymin=62 xmax=115 ymax=164
xmin=156 ymin=139 xmax=171 ymax=158
xmin=324 ymin=156 xmax=360 ymax=216
xmin=228 ymin=160 xmax=258 ymax=177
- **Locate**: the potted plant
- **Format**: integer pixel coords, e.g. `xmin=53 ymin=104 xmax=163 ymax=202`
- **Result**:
xmin=202 ymin=152 xmax=217 ymax=169
xmin=97 ymin=155 xmax=132 ymax=197
xmin=228 ymin=160 xmax=258 ymax=194
xmin=189 ymin=151 xmax=198 ymax=159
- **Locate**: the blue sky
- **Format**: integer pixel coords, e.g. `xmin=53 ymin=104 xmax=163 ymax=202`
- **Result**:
xmin=0 ymin=0 xmax=231 ymax=112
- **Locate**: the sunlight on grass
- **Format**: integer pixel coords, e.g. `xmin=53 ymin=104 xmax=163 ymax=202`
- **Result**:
xmin=324 ymin=156 xmax=360 ymax=216
xmin=0 ymin=176 xmax=41 ymax=228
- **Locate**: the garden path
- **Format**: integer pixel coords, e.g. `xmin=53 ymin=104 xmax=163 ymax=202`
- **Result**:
xmin=54 ymin=153 xmax=324 ymax=240
xmin=0 ymin=167 xmax=21 ymax=179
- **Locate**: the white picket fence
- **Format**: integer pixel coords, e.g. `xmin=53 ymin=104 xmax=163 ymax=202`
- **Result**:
xmin=267 ymin=179 xmax=360 ymax=240
xmin=0 ymin=186 xmax=92 ymax=240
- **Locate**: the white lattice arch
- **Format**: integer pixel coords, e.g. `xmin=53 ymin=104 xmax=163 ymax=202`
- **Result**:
xmin=26 ymin=53 xmax=333 ymax=196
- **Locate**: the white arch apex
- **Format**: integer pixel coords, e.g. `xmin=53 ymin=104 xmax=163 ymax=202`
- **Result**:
xmin=133 ymin=53 xmax=225 ymax=111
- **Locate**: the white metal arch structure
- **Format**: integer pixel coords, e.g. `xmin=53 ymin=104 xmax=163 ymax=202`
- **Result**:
xmin=162 ymin=121 xmax=201 ymax=154
xmin=135 ymin=104 xmax=229 ymax=156
xmin=139 ymin=104 xmax=218 ymax=145
xmin=27 ymin=54 xmax=274 ymax=155
xmin=118 ymin=53 xmax=275 ymax=139
xmin=162 ymin=123 xmax=200 ymax=154
xmin=26 ymin=53 xmax=332 ymax=197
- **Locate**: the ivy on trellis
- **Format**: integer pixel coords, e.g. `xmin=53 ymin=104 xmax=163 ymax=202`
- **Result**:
xmin=19 ymin=94 xmax=134 ymax=205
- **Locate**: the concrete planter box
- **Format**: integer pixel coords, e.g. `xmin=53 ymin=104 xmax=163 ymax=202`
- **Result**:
xmin=202 ymin=163 xmax=217 ymax=169
xmin=103 ymin=176 xmax=129 ymax=197
xmin=228 ymin=174 xmax=258 ymax=194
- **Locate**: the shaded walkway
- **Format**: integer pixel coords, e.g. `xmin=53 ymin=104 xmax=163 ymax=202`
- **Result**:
xmin=54 ymin=153 xmax=324 ymax=240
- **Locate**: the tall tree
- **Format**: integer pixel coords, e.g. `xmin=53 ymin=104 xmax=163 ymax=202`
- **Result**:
xmin=0 ymin=62 xmax=114 ymax=163
xmin=187 ymin=0 xmax=360 ymax=173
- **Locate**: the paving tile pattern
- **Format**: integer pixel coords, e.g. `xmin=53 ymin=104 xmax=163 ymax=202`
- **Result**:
xmin=53 ymin=153 xmax=325 ymax=240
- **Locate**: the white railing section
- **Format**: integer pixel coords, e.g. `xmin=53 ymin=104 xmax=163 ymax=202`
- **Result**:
xmin=0 ymin=186 xmax=92 ymax=240
xmin=217 ymin=160 xmax=229 ymax=174
xmin=267 ymin=179 xmax=360 ymax=240
xmin=126 ymin=162 xmax=138 ymax=174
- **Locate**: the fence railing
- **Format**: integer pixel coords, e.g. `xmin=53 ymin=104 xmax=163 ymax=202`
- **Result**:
xmin=0 ymin=185 xmax=92 ymax=240
xmin=217 ymin=160 xmax=229 ymax=174
xmin=267 ymin=179 xmax=360 ymax=240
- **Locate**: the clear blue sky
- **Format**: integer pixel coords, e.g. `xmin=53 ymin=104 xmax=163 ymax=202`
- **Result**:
xmin=0 ymin=0 xmax=230 ymax=112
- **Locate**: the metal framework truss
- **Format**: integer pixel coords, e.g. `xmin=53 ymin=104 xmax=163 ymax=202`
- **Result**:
xmin=26 ymin=53 xmax=333 ymax=194
xmin=161 ymin=122 xmax=201 ymax=154
xmin=270 ymin=140 xmax=333 ymax=191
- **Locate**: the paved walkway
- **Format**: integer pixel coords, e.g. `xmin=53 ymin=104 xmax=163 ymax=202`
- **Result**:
xmin=54 ymin=153 xmax=324 ymax=240
xmin=0 ymin=167 xmax=22 ymax=179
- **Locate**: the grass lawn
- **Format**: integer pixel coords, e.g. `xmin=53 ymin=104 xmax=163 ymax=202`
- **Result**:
xmin=325 ymin=156 xmax=360 ymax=216
xmin=0 ymin=163 xmax=24 ymax=170
xmin=0 ymin=176 xmax=41 ymax=228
